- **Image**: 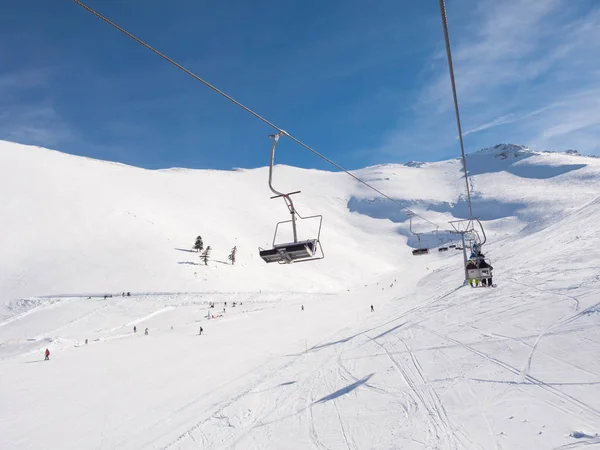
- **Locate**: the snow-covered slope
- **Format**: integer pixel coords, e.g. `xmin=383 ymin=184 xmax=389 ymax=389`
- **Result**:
xmin=2 ymin=141 xmax=599 ymax=303
xmin=1 ymin=141 xmax=600 ymax=449
xmin=0 ymin=141 xmax=410 ymax=302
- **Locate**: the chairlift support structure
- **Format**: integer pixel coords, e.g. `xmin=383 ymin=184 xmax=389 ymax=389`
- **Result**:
xmin=258 ymin=133 xmax=324 ymax=264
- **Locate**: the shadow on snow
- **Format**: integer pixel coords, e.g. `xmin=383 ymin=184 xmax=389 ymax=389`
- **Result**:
xmin=314 ymin=374 xmax=374 ymax=404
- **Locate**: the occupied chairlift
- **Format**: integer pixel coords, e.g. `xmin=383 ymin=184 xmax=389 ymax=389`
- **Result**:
xmin=466 ymin=243 xmax=494 ymax=286
xmin=450 ymin=218 xmax=494 ymax=286
xmin=258 ymin=132 xmax=324 ymax=264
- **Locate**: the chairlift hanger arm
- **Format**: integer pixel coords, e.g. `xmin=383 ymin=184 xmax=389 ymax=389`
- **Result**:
xmin=475 ymin=218 xmax=487 ymax=245
xmin=267 ymin=133 xmax=300 ymax=221
xmin=268 ymin=133 xmax=285 ymax=198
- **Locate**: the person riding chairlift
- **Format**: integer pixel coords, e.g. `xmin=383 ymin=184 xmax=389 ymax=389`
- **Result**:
xmin=466 ymin=260 xmax=477 ymax=270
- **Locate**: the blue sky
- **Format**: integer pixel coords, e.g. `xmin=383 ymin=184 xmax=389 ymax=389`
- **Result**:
xmin=1 ymin=0 xmax=599 ymax=170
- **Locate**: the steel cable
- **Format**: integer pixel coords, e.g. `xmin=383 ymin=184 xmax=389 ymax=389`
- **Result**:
xmin=72 ymin=0 xmax=445 ymax=230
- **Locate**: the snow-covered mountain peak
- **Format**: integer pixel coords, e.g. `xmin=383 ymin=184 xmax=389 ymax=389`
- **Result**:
xmin=474 ymin=143 xmax=533 ymax=160
xmin=404 ymin=160 xmax=426 ymax=168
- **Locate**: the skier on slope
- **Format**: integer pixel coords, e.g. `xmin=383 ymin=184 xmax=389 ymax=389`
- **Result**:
xmin=199 ymin=326 xmax=203 ymax=335
xmin=134 ymin=326 xmax=137 ymax=333
xmin=144 ymin=328 xmax=149 ymax=335
xmin=44 ymin=348 xmax=50 ymax=360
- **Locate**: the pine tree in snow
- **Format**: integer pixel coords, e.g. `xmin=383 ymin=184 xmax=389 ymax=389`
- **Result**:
xmin=201 ymin=246 xmax=211 ymax=265
xmin=228 ymin=246 xmax=237 ymax=265
xmin=193 ymin=236 xmax=204 ymax=252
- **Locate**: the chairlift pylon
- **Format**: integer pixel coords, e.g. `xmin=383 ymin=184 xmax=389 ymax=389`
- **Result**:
xmin=258 ymin=132 xmax=324 ymax=264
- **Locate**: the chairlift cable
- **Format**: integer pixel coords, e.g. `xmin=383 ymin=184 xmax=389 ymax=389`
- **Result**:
xmin=72 ymin=0 xmax=446 ymax=231
xmin=439 ymin=1 xmax=496 ymax=285
xmin=438 ymin=0 xmax=474 ymax=219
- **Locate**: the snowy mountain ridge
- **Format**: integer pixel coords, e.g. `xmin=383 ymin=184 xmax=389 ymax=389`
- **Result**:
xmin=2 ymin=139 xmax=600 ymax=304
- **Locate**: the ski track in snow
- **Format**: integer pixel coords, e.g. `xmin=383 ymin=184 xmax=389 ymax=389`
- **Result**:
xmin=421 ymin=325 xmax=600 ymax=421
xmin=368 ymin=334 xmax=467 ymax=450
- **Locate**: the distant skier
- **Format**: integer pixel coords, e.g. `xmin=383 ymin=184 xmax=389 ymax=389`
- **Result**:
xmin=371 ymin=305 xmax=374 ymax=312
xmin=199 ymin=326 xmax=203 ymax=335
xmin=134 ymin=326 xmax=137 ymax=333
xmin=85 ymin=339 xmax=88 ymax=345
xmin=44 ymin=348 xmax=50 ymax=360
xmin=301 ymin=305 xmax=304 ymax=311
xmin=127 ymin=292 xmax=131 ymax=297
xmin=144 ymin=328 xmax=148 ymax=335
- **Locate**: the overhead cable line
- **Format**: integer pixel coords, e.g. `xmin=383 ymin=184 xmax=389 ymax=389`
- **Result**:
xmin=72 ymin=0 xmax=443 ymax=230
xmin=438 ymin=0 xmax=474 ymax=219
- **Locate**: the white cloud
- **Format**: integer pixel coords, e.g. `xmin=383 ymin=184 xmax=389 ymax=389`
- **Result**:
xmin=0 ymin=105 xmax=72 ymax=146
xmin=380 ymin=0 xmax=600 ymax=158
xmin=0 ymin=68 xmax=72 ymax=147
xmin=462 ymin=114 xmax=516 ymax=137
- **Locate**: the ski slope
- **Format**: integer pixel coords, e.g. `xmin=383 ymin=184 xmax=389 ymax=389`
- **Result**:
xmin=1 ymin=141 xmax=600 ymax=449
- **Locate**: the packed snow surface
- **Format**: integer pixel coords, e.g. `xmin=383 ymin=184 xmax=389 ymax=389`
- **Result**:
xmin=1 ymin=141 xmax=600 ymax=449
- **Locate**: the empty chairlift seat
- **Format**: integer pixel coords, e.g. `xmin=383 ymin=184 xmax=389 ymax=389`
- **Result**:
xmin=259 ymin=239 xmax=318 ymax=264
xmin=258 ymin=132 xmax=324 ymax=265
xmin=438 ymin=247 xmax=449 ymax=252
xmin=412 ymin=248 xmax=429 ymax=256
